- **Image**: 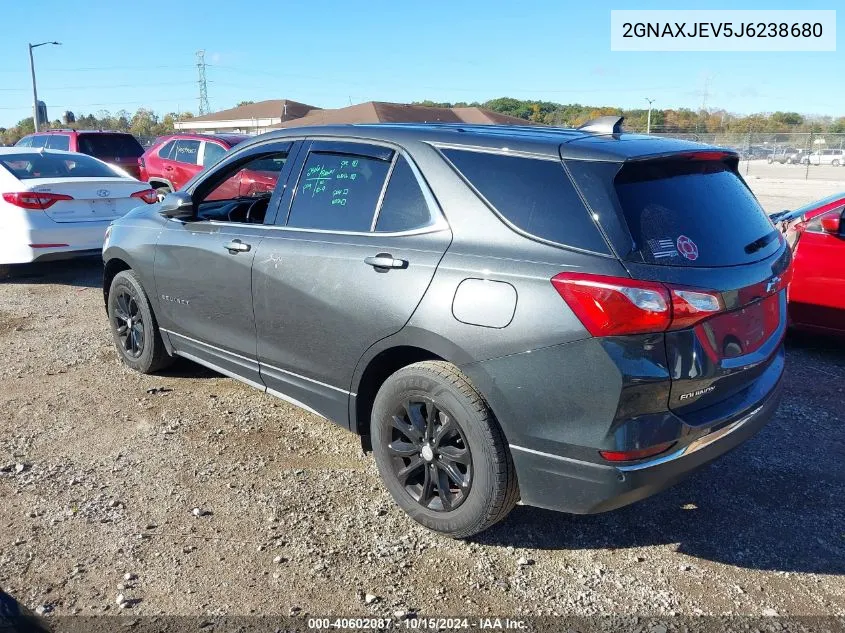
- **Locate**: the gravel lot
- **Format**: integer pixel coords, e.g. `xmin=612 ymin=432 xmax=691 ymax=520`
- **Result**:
xmin=1 ymin=186 xmax=844 ymax=620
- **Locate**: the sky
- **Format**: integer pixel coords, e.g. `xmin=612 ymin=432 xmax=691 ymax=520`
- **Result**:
xmin=0 ymin=0 xmax=842 ymax=128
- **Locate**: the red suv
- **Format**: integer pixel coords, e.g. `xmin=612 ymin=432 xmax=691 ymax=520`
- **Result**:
xmin=16 ymin=130 xmax=144 ymax=179
xmin=139 ymin=133 xmax=249 ymax=196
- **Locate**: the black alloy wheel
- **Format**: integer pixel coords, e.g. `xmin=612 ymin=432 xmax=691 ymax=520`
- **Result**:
xmin=113 ymin=289 xmax=145 ymax=358
xmin=387 ymin=397 xmax=472 ymax=512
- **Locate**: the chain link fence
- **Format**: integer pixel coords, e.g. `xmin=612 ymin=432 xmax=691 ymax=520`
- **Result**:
xmin=651 ymin=132 xmax=845 ymax=180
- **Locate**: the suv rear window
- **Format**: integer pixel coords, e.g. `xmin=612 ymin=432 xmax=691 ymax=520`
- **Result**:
xmin=440 ymin=149 xmax=609 ymax=254
xmin=614 ymin=158 xmax=779 ymax=267
xmin=77 ymin=133 xmax=143 ymax=159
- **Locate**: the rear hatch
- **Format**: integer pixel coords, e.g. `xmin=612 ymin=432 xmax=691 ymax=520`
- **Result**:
xmin=566 ymin=151 xmax=790 ymax=420
xmin=25 ymin=178 xmax=149 ymax=222
xmin=77 ymin=133 xmax=144 ymax=179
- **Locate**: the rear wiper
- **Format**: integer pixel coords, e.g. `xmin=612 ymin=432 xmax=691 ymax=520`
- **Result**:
xmin=744 ymin=230 xmax=778 ymax=254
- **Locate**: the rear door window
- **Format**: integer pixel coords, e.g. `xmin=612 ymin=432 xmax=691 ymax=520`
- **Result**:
xmin=286 ymin=151 xmax=391 ymax=231
xmin=173 ymin=140 xmax=201 ymax=165
xmin=440 ymin=148 xmax=609 ymax=253
xmin=613 ymin=158 xmax=779 ymax=267
xmin=77 ymin=133 xmax=143 ymax=159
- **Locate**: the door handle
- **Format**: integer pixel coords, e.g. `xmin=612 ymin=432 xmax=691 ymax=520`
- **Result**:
xmin=364 ymin=253 xmax=408 ymax=269
xmin=224 ymin=239 xmax=251 ymax=254
xmin=164 ymin=166 xmax=174 ymax=171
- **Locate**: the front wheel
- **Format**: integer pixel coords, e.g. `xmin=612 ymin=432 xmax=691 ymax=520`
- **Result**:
xmin=108 ymin=270 xmax=173 ymax=373
xmin=371 ymin=361 xmax=519 ymax=538
xmin=833 ymin=160 xmax=841 ymax=167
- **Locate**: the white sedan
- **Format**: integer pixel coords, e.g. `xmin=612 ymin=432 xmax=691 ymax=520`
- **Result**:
xmin=0 ymin=147 xmax=157 ymax=267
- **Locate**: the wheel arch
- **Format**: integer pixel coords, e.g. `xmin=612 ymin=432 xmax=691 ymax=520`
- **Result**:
xmin=103 ymin=255 xmax=132 ymax=313
xmin=350 ymin=328 xmax=480 ymax=448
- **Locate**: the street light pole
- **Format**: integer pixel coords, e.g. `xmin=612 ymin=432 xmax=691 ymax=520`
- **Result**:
xmin=645 ymin=98 xmax=655 ymax=135
xmin=28 ymin=41 xmax=61 ymax=132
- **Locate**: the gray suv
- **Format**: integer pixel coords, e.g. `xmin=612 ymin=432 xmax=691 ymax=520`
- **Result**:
xmin=103 ymin=120 xmax=789 ymax=537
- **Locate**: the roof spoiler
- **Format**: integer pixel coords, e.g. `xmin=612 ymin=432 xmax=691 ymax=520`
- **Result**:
xmin=578 ymin=116 xmax=624 ymax=135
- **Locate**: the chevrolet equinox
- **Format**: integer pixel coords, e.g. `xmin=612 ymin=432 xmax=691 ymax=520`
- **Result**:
xmin=103 ymin=119 xmax=789 ymax=537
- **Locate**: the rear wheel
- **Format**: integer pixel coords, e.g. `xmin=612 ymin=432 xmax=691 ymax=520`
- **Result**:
xmin=371 ymin=361 xmax=518 ymax=538
xmin=108 ymin=270 xmax=173 ymax=373
xmin=154 ymin=185 xmax=172 ymax=200
xmin=833 ymin=160 xmax=841 ymax=167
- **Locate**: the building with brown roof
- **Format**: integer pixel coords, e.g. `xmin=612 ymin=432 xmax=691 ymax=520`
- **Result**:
xmin=272 ymin=101 xmax=534 ymax=128
xmin=174 ymin=99 xmax=319 ymax=134
xmin=174 ymin=99 xmax=536 ymax=135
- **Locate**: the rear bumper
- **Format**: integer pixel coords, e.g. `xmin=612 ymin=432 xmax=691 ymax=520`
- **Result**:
xmin=1 ymin=218 xmax=111 ymax=265
xmin=510 ymin=374 xmax=783 ymax=514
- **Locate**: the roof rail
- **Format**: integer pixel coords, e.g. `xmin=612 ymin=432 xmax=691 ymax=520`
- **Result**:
xmin=578 ymin=115 xmax=624 ymax=135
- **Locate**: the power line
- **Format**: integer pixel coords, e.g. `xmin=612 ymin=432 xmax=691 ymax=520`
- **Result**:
xmin=0 ymin=80 xmax=198 ymax=92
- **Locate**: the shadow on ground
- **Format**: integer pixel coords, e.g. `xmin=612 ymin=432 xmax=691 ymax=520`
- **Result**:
xmin=474 ymin=336 xmax=845 ymax=575
xmin=1 ymin=257 xmax=101 ymax=290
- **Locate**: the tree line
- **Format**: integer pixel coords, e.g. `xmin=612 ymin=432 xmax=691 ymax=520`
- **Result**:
xmin=0 ymin=108 xmax=195 ymax=146
xmin=3 ymin=98 xmax=844 ymax=146
xmin=418 ymin=98 xmax=845 ymax=135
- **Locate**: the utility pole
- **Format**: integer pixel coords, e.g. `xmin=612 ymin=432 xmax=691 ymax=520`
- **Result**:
xmin=196 ymin=50 xmax=209 ymax=115
xmin=645 ymin=98 xmax=655 ymax=134
xmin=28 ymin=41 xmax=61 ymax=132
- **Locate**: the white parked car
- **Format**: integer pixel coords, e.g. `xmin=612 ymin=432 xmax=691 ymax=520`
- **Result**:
xmin=800 ymin=149 xmax=845 ymax=166
xmin=0 ymin=148 xmax=157 ymax=269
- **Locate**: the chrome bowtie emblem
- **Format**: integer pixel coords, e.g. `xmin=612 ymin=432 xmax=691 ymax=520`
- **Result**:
xmin=96 ymin=189 xmax=110 ymax=198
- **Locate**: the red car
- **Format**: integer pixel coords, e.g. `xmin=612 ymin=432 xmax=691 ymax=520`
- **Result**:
xmin=774 ymin=194 xmax=845 ymax=336
xmin=15 ymin=130 xmax=144 ymax=179
xmin=139 ymin=133 xmax=249 ymax=195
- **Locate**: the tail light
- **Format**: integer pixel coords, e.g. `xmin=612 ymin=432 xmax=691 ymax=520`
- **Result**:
xmin=3 ymin=192 xmax=74 ymax=210
xmin=131 ymin=189 xmax=158 ymax=204
xmin=551 ymin=273 xmax=724 ymax=336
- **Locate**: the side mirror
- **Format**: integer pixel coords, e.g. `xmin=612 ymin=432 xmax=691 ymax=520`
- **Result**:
xmin=820 ymin=214 xmax=842 ymax=235
xmin=159 ymin=191 xmax=194 ymax=220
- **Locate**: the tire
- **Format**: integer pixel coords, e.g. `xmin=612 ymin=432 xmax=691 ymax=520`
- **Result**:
xmin=0 ymin=265 xmax=9 ymax=280
xmin=371 ymin=361 xmax=518 ymax=538
xmin=155 ymin=185 xmax=171 ymax=201
xmin=786 ymin=158 xmax=793 ymax=164
xmin=107 ymin=269 xmax=173 ymax=373
xmin=767 ymin=157 xmax=773 ymax=164
xmin=833 ymin=160 xmax=840 ymax=167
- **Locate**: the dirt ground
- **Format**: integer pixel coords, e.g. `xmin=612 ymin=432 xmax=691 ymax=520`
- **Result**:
xmin=1 ymin=175 xmax=844 ymax=620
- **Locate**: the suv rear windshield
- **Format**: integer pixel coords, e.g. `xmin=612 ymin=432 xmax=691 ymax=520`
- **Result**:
xmin=77 ymin=133 xmax=143 ymax=159
xmin=613 ymin=158 xmax=779 ymax=267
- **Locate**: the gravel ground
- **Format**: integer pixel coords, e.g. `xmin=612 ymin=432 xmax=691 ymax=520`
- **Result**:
xmin=0 ymin=257 xmax=843 ymax=621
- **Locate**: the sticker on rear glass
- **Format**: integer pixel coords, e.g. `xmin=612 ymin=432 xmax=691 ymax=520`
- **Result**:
xmin=676 ymin=235 xmax=699 ymax=261
xmin=648 ymin=238 xmax=679 ymax=259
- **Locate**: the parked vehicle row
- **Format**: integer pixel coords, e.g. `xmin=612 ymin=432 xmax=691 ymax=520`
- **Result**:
xmin=16 ymin=129 xmax=145 ymax=178
xmin=103 ymin=120 xmax=790 ymax=536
